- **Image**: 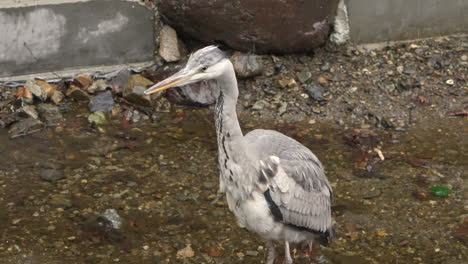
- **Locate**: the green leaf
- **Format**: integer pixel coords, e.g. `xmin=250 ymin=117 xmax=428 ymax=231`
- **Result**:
xmin=427 ymin=185 xmax=451 ymax=197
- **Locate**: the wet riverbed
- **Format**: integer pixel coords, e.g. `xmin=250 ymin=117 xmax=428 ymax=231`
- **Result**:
xmin=0 ymin=106 xmax=466 ymax=264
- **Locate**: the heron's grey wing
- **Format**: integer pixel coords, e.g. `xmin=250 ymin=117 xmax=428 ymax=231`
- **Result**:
xmin=245 ymin=129 xmax=334 ymax=242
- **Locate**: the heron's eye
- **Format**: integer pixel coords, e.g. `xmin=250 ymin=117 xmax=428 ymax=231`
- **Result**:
xmin=201 ymin=66 xmax=208 ymax=72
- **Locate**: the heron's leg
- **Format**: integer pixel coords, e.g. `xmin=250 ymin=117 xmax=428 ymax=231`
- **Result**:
xmin=266 ymin=240 xmax=276 ymax=264
xmin=283 ymin=241 xmax=293 ymax=264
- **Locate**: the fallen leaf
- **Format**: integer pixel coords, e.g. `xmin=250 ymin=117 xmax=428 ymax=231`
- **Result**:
xmin=399 ymin=240 xmax=410 ymax=246
xmin=447 ymin=109 xmax=468 ymax=117
xmin=376 ymin=231 xmax=389 ymax=237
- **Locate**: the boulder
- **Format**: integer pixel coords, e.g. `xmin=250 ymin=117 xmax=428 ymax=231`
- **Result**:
xmin=159 ymin=0 xmax=339 ymax=53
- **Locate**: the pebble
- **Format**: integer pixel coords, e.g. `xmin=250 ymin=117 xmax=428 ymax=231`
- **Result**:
xmin=25 ymin=80 xmax=47 ymax=101
xmin=305 ymin=84 xmax=325 ymax=102
xmin=87 ymin=79 xmax=109 ymax=94
xmin=296 ymin=71 xmax=312 ymax=83
xmin=88 ymin=91 xmax=115 ymax=112
xmin=461 ymin=55 xmax=467 ymax=61
xmin=88 ymin=111 xmax=108 ymax=125
xmin=51 ymin=90 xmax=65 ymax=105
xmin=123 ymin=75 xmax=153 ymax=108
xmin=445 ymin=79 xmax=454 ymax=85
xmin=231 ymin=54 xmax=263 ymax=78
xmin=66 ymin=85 xmax=90 ymax=102
xmin=245 ymin=250 xmax=258 ymax=256
xmin=39 ymin=168 xmax=64 ymax=182
xmin=320 ymin=62 xmax=330 ymax=71
xmin=101 ymin=209 xmax=122 ymax=229
xmin=252 ymin=100 xmax=269 ymax=110
xmin=278 ymin=102 xmax=288 ymax=115
xmin=73 ymin=74 xmax=93 ymax=89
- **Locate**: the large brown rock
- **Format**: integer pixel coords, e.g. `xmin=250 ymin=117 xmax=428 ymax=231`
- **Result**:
xmin=159 ymin=0 xmax=339 ymax=53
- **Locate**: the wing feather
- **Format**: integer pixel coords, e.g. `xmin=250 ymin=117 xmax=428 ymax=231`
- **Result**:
xmin=245 ymin=129 xmax=334 ymax=242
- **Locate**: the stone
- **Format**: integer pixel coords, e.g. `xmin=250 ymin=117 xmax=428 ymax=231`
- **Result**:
xmin=51 ymin=90 xmax=65 ymax=105
xmin=18 ymin=105 xmax=38 ymax=119
xmin=88 ymin=111 xmax=109 ymax=125
xmin=66 ymin=85 xmax=90 ymax=102
xmin=37 ymin=103 xmax=63 ymax=126
xmin=39 ymin=169 xmax=65 ymax=182
xmin=14 ymin=87 xmax=33 ymax=104
xmin=110 ymin=68 xmax=132 ymax=95
xmin=159 ymin=25 xmax=187 ymax=62
xmin=296 ymin=71 xmax=312 ymax=83
xmin=49 ymin=194 xmax=72 ymax=208
xmin=278 ymin=102 xmax=288 ymax=115
xmin=160 ymin=0 xmax=339 ymax=53
xmin=34 ymin=79 xmax=56 ymax=98
xmin=8 ymin=118 xmax=43 ymax=138
xmin=25 ymin=80 xmax=47 ymax=101
xmin=124 ymin=75 xmax=153 ymax=108
xmin=87 ymin=79 xmax=109 ymax=94
xmin=176 ymin=245 xmax=195 ymax=259
xmin=231 ymin=54 xmax=263 ymax=78
xmin=101 ymin=209 xmax=122 ymax=229
xmin=252 ymin=99 xmax=269 ymax=110
xmin=89 ymin=91 xmax=115 ymax=112
xmin=73 ymin=74 xmax=93 ymax=89
xmin=305 ymin=84 xmax=326 ymax=103
xmin=274 ymin=75 xmax=297 ymax=89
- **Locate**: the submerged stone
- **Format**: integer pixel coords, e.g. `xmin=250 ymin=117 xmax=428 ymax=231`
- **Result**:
xmin=88 ymin=111 xmax=108 ymax=125
xmin=89 ymin=91 xmax=115 ymax=112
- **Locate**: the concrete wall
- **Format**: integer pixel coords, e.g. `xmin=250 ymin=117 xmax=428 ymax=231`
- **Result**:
xmin=0 ymin=0 xmax=154 ymax=78
xmin=346 ymin=0 xmax=468 ymax=43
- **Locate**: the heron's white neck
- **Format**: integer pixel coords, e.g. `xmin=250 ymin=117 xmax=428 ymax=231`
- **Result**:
xmin=214 ymin=62 xmax=256 ymax=198
xmin=214 ymin=61 xmax=245 ymax=161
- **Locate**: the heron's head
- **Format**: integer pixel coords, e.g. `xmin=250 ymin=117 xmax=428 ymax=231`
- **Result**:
xmin=144 ymin=45 xmax=229 ymax=95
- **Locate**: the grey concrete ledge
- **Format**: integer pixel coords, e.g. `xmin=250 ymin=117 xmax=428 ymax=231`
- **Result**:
xmin=346 ymin=0 xmax=468 ymax=43
xmin=0 ymin=0 xmax=154 ymax=78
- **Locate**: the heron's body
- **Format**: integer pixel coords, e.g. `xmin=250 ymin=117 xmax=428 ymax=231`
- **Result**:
xmin=145 ymin=46 xmax=334 ymax=263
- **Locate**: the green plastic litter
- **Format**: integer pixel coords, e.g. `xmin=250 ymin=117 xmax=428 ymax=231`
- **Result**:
xmin=428 ymin=185 xmax=451 ymax=197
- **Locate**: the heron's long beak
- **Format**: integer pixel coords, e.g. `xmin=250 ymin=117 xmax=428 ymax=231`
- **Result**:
xmin=144 ymin=69 xmax=192 ymax=95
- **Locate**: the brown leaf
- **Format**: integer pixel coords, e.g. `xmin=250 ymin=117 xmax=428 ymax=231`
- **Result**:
xmin=447 ymin=109 xmax=468 ymax=117
xmin=204 ymin=247 xmax=224 ymax=257
xmin=399 ymin=240 xmax=410 ymax=246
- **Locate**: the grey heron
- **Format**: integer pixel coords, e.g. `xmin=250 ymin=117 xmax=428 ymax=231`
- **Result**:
xmin=145 ymin=46 xmax=334 ymax=264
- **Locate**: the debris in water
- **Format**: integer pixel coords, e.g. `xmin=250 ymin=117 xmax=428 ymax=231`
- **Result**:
xmin=427 ymin=185 xmax=451 ymax=197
